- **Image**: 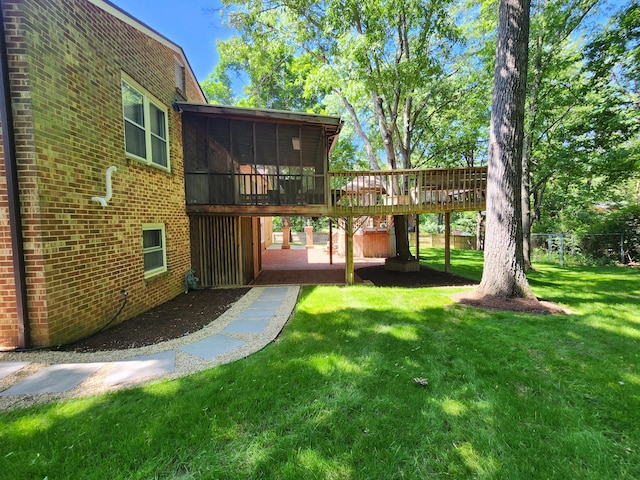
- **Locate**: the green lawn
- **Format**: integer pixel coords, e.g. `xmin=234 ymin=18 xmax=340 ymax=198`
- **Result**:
xmin=1 ymin=250 xmax=639 ymax=479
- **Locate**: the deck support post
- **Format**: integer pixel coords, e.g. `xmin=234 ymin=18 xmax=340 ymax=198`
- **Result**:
xmin=444 ymin=211 xmax=451 ymax=273
xmin=415 ymin=214 xmax=420 ymax=260
xmin=345 ymin=217 xmax=355 ymax=285
xmin=329 ymin=219 xmax=333 ymax=265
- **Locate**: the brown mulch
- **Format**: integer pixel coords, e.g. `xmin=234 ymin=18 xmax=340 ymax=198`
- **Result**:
xmin=59 ymin=288 xmax=250 ymax=353
xmin=356 ymin=265 xmax=567 ymax=314
xmin=355 ymin=265 xmax=477 ymax=288
xmin=450 ymin=291 xmax=570 ymax=315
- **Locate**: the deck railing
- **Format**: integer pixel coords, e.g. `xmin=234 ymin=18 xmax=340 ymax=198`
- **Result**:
xmin=185 ymin=172 xmax=325 ymax=206
xmin=185 ymin=166 xmax=487 ymax=216
xmin=328 ymin=166 xmax=487 ymax=215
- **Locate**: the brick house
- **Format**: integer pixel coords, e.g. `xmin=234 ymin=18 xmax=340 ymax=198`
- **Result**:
xmin=0 ymin=0 xmax=487 ymax=350
xmin=0 ymin=0 xmax=207 ymax=348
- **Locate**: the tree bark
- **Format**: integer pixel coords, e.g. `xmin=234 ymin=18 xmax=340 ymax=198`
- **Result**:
xmin=522 ymin=24 xmax=543 ymax=272
xmin=476 ymin=211 xmax=484 ymax=250
xmin=478 ymin=0 xmax=534 ymax=299
xmin=394 ymin=214 xmax=414 ymax=260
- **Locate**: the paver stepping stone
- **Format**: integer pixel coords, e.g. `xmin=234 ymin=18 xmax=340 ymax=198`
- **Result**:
xmin=180 ymin=335 xmax=245 ymax=361
xmin=258 ymin=287 xmax=288 ymax=301
xmin=0 ymin=363 xmax=106 ymax=395
xmin=249 ymin=300 xmax=281 ymax=309
xmin=222 ymin=319 xmax=270 ymax=334
xmin=0 ymin=362 xmax=30 ymax=381
xmin=238 ymin=308 xmax=277 ymax=319
xmin=104 ymin=351 xmax=176 ymax=386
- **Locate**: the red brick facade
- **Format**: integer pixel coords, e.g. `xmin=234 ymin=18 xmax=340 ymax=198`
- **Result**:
xmin=0 ymin=0 xmax=206 ymax=348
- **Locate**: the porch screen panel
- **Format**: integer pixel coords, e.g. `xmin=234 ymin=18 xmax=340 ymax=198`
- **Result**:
xmin=255 ymin=123 xmax=277 ymax=203
xmin=207 ymin=118 xmax=231 ymax=172
xmin=301 ymin=125 xmax=325 ymax=204
xmin=277 ymin=124 xmax=300 ymax=167
xmin=184 ymin=117 xmax=210 ymax=204
xmin=255 ymin=123 xmax=277 ymax=166
xmin=230 ymin=120 xmax=254 ymax=166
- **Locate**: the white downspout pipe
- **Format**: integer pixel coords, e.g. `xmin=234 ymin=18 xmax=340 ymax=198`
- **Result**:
xmin=91 ymin=166 xmax=117 ymax=207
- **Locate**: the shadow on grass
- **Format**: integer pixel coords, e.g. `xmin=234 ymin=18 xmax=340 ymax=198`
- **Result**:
xmin=2 ymin=283 xmax=639 ymax=479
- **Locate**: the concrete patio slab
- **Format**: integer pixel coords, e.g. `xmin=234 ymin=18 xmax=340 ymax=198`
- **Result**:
xmin=237 ymin=308 xmax=277 ymax=319
xmin=179 ymin=335 xmax=246 ymax=361
xmin=0 ymin=362 xmax=30 ymax=381
xmin=104 ymin=351 xmax=176 ymax=387
xmin=222 ymin=320 xmax=270 ymax=334
xmin=0 ymin=363 xmax=106 ymax=395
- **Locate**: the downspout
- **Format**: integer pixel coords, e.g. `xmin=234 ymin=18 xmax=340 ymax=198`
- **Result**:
xmin=0 ymin=7 xmax=30 ymax=348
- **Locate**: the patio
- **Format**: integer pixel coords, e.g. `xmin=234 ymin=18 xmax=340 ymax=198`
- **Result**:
xmin=251 ymin=245 xmax=385 ymax=285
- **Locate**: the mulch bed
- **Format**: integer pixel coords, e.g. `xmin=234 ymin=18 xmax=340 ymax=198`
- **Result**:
xmin=355 ymin=265 xmax=477 ymax=288
xmin=451 ymin=291 xmax=570 ymax=315
xmin=59 ymin=288 xmax=250 ymax=353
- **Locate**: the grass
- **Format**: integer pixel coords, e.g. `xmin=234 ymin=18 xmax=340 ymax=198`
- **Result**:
xmin=1 ymin=249 xmax=639 ymax=479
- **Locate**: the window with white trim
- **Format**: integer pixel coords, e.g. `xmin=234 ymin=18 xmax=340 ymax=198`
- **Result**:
xmin=143 ymin=224 xmax=167 ymax=278
xmin=122 ymin=76 xmax=170 ymax=170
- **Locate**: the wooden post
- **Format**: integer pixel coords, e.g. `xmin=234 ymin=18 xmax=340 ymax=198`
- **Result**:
xmin=329 ymin=219 xmax=333 ymax=265
xmin=444 ymin=211 xmax=451 ymax=273
xmin=415 ymin=214 xmax=420 ymax=260
xmin=345 ymin=217 xmax=355 ymax=285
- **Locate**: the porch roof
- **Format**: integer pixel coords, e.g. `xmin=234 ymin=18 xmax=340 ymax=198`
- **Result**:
xmin=176 ymin=102 xmax=343 ymax=152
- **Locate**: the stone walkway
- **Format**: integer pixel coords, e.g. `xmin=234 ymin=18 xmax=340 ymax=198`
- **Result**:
xmin=0 ymin=286 xmax=298 ymax=411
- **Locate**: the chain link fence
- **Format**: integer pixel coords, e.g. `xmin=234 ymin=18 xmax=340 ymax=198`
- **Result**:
xmin=531 ymin=233 xmax=626 ymax=266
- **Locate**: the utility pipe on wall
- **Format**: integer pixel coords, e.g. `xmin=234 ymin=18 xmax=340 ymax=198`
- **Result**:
xmin=0 ymin=6 xmax=30 ymax=349
xmin=91 ymin=165 xmax=117 ymax=206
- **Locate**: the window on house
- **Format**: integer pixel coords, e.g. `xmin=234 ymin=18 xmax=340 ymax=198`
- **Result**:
xmin=142 ymin=224 xmax=167 ymax=278
xmin=122 ymin=77 xmax=169 ymax=170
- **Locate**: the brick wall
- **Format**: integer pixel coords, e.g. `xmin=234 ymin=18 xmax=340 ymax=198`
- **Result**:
xmin=0 ymin=124 xmax=20 ymax=348
xmin=1 ymin=0 xmax=204 ymax=347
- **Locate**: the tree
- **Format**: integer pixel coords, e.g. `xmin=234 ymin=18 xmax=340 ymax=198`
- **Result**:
xmin=517 ymin=0 xmax=640 ymax=265
xmin=465 ymin=1 xmax=633 ymax=267
xmin=477 ymin=0 xmax=535 ymax=298
xmin=521 ymin=0 xmax=602 ymax=269
xmin=215 ymin=0 xmax=464 ymax=261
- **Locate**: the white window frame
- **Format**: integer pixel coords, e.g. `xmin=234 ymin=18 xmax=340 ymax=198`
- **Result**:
xmin=142 ymin=223 xmax=167 ymax=279
xmin=122 ymin=74 xmax=170 ymax=171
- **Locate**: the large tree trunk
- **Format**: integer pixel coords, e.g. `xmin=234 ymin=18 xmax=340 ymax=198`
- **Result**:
xmin=478 ymin=0 xmax=534 ymax=299
xmin=394 ymin=214 xmax=414 ymax=260
xmin=522 ymin=25 xmax=543 ymax=272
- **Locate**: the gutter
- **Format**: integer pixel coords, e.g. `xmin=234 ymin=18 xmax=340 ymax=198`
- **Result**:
xmin=0 ymin=7 xmax=30 ymax=348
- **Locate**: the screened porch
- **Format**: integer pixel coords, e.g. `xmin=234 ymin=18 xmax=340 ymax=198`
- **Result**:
xmin=180 ymin=103 xmax=341 ymax=210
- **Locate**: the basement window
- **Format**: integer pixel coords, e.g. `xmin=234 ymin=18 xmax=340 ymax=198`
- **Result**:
xmin=143 ymin=224 xmax=167 ymax=278
xmin=122 ymin=75 xmax=170 ymax=171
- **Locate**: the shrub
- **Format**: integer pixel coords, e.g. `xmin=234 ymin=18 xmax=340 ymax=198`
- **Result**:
xmin=590 ymin=205 xmax=640 ymax=263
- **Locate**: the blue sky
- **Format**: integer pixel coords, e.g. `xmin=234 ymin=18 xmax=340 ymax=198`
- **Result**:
xmin=110 ymin=0 xmax=234 ymax=81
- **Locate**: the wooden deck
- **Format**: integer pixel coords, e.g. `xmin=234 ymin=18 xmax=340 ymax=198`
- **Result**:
xmin=186 ymin=166 xmax=487 ymax=217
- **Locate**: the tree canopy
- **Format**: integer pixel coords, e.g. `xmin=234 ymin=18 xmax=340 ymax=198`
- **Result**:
xmin=206 ymin=0 xmax=639 ymax=253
